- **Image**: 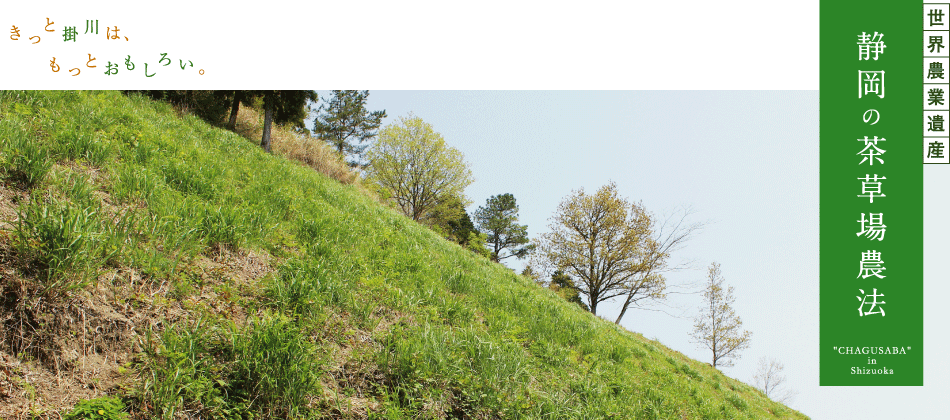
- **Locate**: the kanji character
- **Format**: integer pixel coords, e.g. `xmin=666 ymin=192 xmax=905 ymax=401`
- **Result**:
xmin=930 ymin=35 xmax=945 ymax=54
xmin=45 ymin=18 xmax=55 ymax=32
xmin=930 ymin=8 xmax=945 ymax=26
xmin=929 ymin=115 xmax=945 ymax=132
xmin=927 ymin=88 xmax=944 ymax=105
xmin=929 ymin=141 xmax=945 ymax=158
xmin=863 ymin=109 xmax=880 ymax=125
xmin=84 ymin=20 xmax=98 ymax=34
xmin=856 ymin=289 xmax=885 ymax=317
xmin=10 ymin=25 xmax=20 ymax=41
xmin=858 ymin=71 xmax=884 ymax=99
xmin=856 ymin=136 xmax=885 ymax=165
xmin=69 ymin=68 xmax=80 ymax=76
xmin=125 ymin=55 xmax=134 ymax=71
xmin=50 ymin=57 xmax=60 ymax=72
xmin=145 ymin=63 xmax=155 ymax=77
xmin=856 ymin=213 xmax=886 ymax=241
xmin=179 ymin=59 xmax=192 ymax=69
xmin=86 ymin=53 xmax=96 ymax=68
xmin=104 ymin=61 xmax=118 ymax=75
xmin=857 ymin=249 xmax=886 ymax=279
xmin=30 ymin=36 xmax=40 ymax=44
xmin=929 ymin=61 xmax=945 ymax=80
xmin=929 ymin=88 xmax=945 ymax=106
xmin=857 ymin=174 xmax=886 ymax=203
xmin=62 ymin=26 xmax=77 ymax=42
xmin=856 ymin=32 xmax=885 ymax=60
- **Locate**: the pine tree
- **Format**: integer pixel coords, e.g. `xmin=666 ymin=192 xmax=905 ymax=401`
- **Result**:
xmin=312 ymin=90 xmax=386 ymax=167
xmin=474 ymin=193 xmax=534 ymax=263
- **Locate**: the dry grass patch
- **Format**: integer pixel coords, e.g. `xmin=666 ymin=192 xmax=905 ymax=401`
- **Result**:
xmin=232 ymin=106 xmax=362 ymax=186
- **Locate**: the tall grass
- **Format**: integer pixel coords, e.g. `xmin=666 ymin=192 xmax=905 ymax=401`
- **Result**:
xmin=139 ymin=314 xmax=322 ymax=419
xmin=13 ymin=198 xmax=111 ymax=294
xmin=1 ymin=128 xmax=53 ymax=188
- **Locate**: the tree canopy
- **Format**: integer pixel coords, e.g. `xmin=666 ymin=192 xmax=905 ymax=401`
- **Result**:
xmin=535 ymin=182 xmax=657 ymax=315
xmin=312 ymin=90 xmax=386 ymax=167
xmin=365 ymin=115 xmax=474 ymax=223
xmin=474 ymin=193 xmax=534 ymax=263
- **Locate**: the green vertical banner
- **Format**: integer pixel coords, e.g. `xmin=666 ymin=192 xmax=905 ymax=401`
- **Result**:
xmin=820 ymin=1 xmax=923 ymax=386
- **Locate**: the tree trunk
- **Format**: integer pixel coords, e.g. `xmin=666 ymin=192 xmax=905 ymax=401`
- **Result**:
xmin=261 ymin=93 xmax=274 ymax=153
xmin=227 ymin=91 xmax=241 ymax=130
xmin=614 ymin=295 xmax=632 ymax=324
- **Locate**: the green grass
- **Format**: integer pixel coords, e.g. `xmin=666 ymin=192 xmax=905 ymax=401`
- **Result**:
xmin=0 ymin=91 xmax=808 ymax=419
xmin=12 ymin=196 xmax=111 ymax=293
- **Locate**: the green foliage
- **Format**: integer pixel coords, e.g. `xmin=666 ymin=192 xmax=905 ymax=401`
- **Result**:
xmin=110 ymin=163 xmax=157 ymax=204
xmin=425 ymin=194 xmax=488 ymax=257
xmin=312 ymin=90 xmax=387 ymax=167
xmin=51 ymin=127 xmax=113 ymax=165
xmin=230 ymin=313 xmax=322 ymax=418
xmin=474 ymin=193 xmax=535 ymax=262
xmin=197 ymin=205 xmax=264 ymax=250
xmin=536 ymin=181 xmax=661 ymax=315
xmin=1 ymin=128 xmax=53 ymax=188
xmin=13 ymin=198 xmax=112 ymax=294
xmin=131 ymin=90 xmax=233 ymax=125
xmin=139 ymin=319 xmax=228 ymax=420
xmin=548 ymin=270 xmax=589 ymax=311
xmin=140 ymin=315 xmax=322 ymax=419
xmin=465 ymin=230 xmax=492 ymax=259
xmin=365 ymin=115 xmax=474 ymax=222
xmin=264 ymin=259 xmax=345 ymax=317
xmin=64 ymin=396 xmax=129 ymax=420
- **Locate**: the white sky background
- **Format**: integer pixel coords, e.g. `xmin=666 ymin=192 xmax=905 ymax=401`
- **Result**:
xmin=7 ymin=1 xmax=949 ymax=419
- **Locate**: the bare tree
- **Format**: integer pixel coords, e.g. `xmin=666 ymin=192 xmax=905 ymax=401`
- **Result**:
xmin=613 ymin=207 xmax=704 ymax=324
xmin=753 ymin=357 xmax=798 ymax=404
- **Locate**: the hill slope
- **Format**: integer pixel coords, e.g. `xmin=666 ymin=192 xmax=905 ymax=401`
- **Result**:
xmin=0 ymin=91 xmax=808 ymax=419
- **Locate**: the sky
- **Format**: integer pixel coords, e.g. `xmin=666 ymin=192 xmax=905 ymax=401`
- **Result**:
xmin=7 ymin=1 xmax=948 ymax=419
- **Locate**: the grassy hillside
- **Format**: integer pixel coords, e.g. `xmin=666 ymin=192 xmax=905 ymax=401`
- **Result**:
xmin=0 ymin=91 xmax=807 ymax=419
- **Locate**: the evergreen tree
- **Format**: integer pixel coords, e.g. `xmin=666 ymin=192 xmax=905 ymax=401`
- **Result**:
xmin=312 ymin=90 xmax=386 ymax=167
xmin=474 ymin=193 xmax=534 ymax=263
